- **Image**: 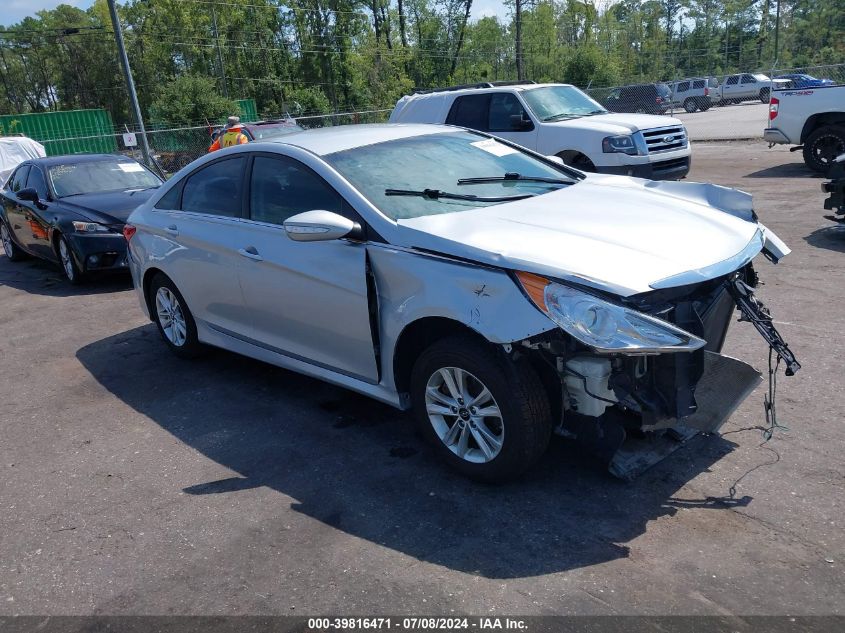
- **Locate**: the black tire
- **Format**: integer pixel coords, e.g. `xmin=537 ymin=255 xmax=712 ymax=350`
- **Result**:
xmin=700 ymin=102 xmax=711 ymax=112
xmin=683 ymin=98 xmax=697 ymax=113
xmin=759 ymin=88 xmax=770 ymax=103
xmin=410 ymin=335 xmax=552 ymax=483
xmin=56 ymin=233 xmax=85 ymax=285
xmin=1 ymin=218 xmax=26 ymax=261
xmin=149 ymin=272 xmax=203 ymax=358
xmin=803 ymin=125 xmax=845 ymax=174
xmin=566 ymin=153 xmax=596 ymax=172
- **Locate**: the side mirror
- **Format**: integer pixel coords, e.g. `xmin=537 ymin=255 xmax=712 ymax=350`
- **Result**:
xmin=510 ymin=114 xmax=533 ymax=131
xmin=284 ymin=210 xmax=362 ymax=242
xmin=16 ymin=187 xmax=39 ymax=203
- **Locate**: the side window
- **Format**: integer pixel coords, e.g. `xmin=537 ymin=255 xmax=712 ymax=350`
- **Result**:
xmin=445 ymin=95 xmax=490 ymax=131
xmin=677 ymin=81 xmax=690 ymax=92
xmin=248 ymin=155 xmax=343 ymax=226
xmin=26 ymin=167 xmax=49 ymax=200
xmin=488 ymin=93 xmax=530 ymax=132
xmin=9 ymin=165 xmax=30 ymax=193
xmin=607 ymin=88 xmax=621 ymax=100
xmin=693 ymin=80 xmax=704 ymax=89
xmin=726 ymin=75 xmax=739 ymax=85
xmin=742 ymin=74 xmax=756 ymax=83
xmin=154 ymin=183 xmax=182 ymax=210
xmin=180 ymin=157 xmax=246 ymax=217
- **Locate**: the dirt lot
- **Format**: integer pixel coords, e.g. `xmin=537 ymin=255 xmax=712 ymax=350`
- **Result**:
xmin=1 ymin=141 xmax=843 ymax=616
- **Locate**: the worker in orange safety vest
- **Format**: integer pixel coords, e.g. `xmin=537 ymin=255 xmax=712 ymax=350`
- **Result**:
xmin=208 ymin=116 xmax=249 ymax=152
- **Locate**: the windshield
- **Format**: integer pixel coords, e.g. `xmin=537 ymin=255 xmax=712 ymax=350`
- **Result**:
xmin=325 ymin=131 xmax=576 ymax=221
xmin=49 ymin=160 xmax=161 ymax=197
xmin=521 ymin=86 xmax=606 ymax=121
xmin=252 ymin=123 xmax=304 ymax=140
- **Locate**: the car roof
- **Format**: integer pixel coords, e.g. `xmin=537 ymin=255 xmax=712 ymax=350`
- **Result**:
xmin=259 ymin=123 xmax=460 ymax=156
xmin=24 ymin=153 xmax=137 ymax=168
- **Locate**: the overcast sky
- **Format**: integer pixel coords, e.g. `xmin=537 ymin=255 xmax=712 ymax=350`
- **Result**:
xmin=3 ymin=0 xmax=509 ymax=27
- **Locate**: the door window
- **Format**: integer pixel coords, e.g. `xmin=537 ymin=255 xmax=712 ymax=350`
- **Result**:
xmin=693 ymin=80 xmax=705 ymax=89
xmin=248 ymin=155 xmax=343 ymax=225
xmin=180 ymin=156 xmax=246 ymax=217
xmin=726 ymin=75 xmax=739 ymax=85
xmin=741 ymin=74 xmax=756 ymax=84
xmin=488 ymin=93 xmax=531 ymax=132
xmin=677 ymin=81 xmax=690 ymax=92
xmin=446 ymin=95 xmax=490 ymax=131
xmin=26 ymin=167 xmax=49 ymax=200
xmin=8 ymin=166 xmax=30 ymax=193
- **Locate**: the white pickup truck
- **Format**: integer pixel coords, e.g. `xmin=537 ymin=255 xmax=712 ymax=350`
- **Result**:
xmin=764 ymin=85 xmax=845 ymax=172
xmin=718 ymin=73 xmax=790 ymax=104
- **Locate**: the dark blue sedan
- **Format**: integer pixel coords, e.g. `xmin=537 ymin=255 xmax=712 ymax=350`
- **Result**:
xmin=1 ymin=154 xmax=162 ymax=284
xmin=775 ymin=73 xmax=835 ymax=88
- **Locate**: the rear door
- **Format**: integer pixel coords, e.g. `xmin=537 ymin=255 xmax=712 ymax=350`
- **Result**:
xmin=235 ymin=153 xmax=378 ymax=382
xmin=147 ymin=155 xmax=251 ymax=336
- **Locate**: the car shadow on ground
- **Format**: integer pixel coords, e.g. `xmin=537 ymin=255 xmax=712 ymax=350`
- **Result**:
xmin=745 ymin=162 xmax=818 ymax=178
xmin=0 ymin=256 xmax=132 ymax=296
xmin=804 ymin=224 xmax=845 ymax=253
xmin=77 ymin=326 xmax=747 ymax=579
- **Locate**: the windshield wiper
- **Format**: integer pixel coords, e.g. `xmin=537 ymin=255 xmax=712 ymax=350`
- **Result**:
xmin=457 ymin=172 xmax=572 ymax=186
xmin=384 ymin=188 xmax=534 ymax=203
xmin=542 ymin=113 xmax=578 ymax=122
xmin=583 ymin=109 xmax=608 ymax=116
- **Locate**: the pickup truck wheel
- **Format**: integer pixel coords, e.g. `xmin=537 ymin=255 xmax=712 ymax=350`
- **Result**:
xmin=759 ymin=88 xmax=770 ymax=103
xmin=803 ymin=125 xmax=845 ymax=173
xmin=683 ymin=98 xmax=697 ymax=113
xmin=410 ymin=336 xmax=552 ymax=483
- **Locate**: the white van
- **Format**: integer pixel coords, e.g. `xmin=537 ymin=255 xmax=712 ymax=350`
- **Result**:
xmin=389 ymin=81 xmax=691 ymax=180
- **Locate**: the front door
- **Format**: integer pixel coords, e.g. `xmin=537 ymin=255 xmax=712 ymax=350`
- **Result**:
xmin=20 ymin=165 xmax=55 ymax=259
xmin=486 ymin=93 xmax=539 ymax=150
xmin=236 ymin=154 xmax=378 ymax=382
xmin=3 ymin=165 xmax=31 ymax=253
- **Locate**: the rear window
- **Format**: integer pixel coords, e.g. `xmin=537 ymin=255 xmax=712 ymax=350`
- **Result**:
xmin=656 ymin=84 xmax=672 ymax=97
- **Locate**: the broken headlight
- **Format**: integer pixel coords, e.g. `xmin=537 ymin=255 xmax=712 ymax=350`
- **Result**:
xmin=516 ymin=272 xmax=706 ymax=354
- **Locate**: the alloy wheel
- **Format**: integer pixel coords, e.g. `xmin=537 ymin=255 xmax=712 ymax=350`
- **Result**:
xmin=424 ymin=366 xmax=504 ymax=464
xmin=155 ymin=286 xmax=188 ymax=347
xmin=58 ymin=238 xmax=75 ymax=281
xmin=1 ymin=223 xmax=13 ymax=258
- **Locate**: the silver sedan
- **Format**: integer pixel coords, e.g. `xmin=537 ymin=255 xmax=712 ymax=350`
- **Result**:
xmin=125 ymin=123 xmax=799 ymax=482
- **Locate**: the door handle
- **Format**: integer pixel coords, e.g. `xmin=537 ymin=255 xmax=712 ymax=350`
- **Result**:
xmin=164 ymin=225 xmax=179 ymax=236
xmin=238 ymin=246 xmax=263 ymax=262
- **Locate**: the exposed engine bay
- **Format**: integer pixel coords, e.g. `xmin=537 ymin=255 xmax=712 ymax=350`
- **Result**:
xmin=513 ymin=263 xmax=801 ymax=480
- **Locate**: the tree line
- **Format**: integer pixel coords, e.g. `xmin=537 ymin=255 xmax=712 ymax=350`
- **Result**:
xmin=0 ymin=0 xmax=841 ymax=127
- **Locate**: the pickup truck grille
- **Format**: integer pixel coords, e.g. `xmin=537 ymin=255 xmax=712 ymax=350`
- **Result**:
xmin=642 ymin=126 xmax=688 ymax=153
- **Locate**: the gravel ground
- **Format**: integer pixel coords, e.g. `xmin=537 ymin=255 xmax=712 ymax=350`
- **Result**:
xmin=0 ymin=141 xmax=843 ymax=616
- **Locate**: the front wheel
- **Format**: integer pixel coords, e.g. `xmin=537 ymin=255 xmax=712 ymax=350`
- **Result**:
xmin=56 ymin=234 xmax=84 ymax=284
xmin=150 ymin=273 xmax=203 ymax=358
xmin=803 ymin=125 xmax=845 ymax=173
xmin=1 ymin=220 xmax=26 ymax=261
xmin=410 ymin=336 xmax=552 ymax=483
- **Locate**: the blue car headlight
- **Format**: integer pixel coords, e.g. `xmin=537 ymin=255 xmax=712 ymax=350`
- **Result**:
xmin=516 ymin=272 xmax=706 ymax=354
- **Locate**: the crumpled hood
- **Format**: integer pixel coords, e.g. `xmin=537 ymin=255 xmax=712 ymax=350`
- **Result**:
xmin=396 ymin=175 xmax=766 ymax=297
xmin=552 ymin=113 xmax=681 ymax=134
xmin=61 ymin=188 xmax=158 ymax=225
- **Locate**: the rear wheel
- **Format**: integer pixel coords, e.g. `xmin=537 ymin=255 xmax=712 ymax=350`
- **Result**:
xmin=1 ymin=220 xmax=26 ymax=261
xmin=683 ymin=98 xmax=697 ymax=113
xmin=150 ymin=273 xmax=203 ymax=358
xmin=56 ymin=234 xmax=84 ymax=284
xmin=410 ymin=336 xmax=552 ymax=483
xmin=803 ymin=125 xmax=845 ymax=173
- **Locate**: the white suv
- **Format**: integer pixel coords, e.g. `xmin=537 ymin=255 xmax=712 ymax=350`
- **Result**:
xmin=389 ymin=82 xmax=691 ymax=180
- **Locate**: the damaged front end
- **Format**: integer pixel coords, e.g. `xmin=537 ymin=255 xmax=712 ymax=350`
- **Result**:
xmin=513 ymin=263 xmax=800 ymax=480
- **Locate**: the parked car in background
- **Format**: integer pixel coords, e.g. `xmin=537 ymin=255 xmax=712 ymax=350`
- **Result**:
xmin=667 ymin=77 xmax=718 ymax=112
xmin=1 ymin=154 xmax=162 ymax=283
xmin=717 ymin=73 xmax=790 ymax=104
xmin=602 ymin=83 xmax=673 ymax=115
xmin=125 ymin=124 xmax=798 ymax=482
xmin=764 ymin=84 xmax=845 ymax=172
xmin=774 ymin=73 xmax=835 ymax=89
xmin=0 ymin=136 xmax=45 ymax=184
xmin=390 ymin=82 xmax=690 ymax=180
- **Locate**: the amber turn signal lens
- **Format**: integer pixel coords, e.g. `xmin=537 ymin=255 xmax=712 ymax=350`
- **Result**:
xmin=515 ymin=271 xmax=550 ymax=311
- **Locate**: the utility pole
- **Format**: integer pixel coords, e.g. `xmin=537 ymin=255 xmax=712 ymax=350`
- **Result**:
xmin=107 ymin=0 xmax=152 ymax=167
xmin=773 ymin=0 xmax=781 ymax=66
xmin=211 ymin=5 xmax=229 ymax=99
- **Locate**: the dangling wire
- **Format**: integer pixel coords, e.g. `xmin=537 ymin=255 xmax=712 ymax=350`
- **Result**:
xmin=762 ymin=347 xmax=789 ymax=441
